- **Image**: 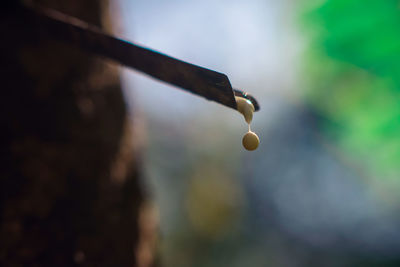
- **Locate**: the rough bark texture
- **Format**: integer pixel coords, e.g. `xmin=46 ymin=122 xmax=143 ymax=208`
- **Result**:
xmin=0 ymin=1 xmax=146 ymax=266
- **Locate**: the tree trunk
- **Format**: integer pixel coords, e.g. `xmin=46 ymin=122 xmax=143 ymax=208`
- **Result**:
xmin=0 ymin=1 xmax=147 ymax=266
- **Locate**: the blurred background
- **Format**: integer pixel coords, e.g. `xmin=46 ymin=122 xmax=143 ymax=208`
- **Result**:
xmin=115 ymin=0 xmax=400 ymax=266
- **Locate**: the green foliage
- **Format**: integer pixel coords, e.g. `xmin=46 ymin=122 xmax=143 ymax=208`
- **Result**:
xmin=300 ymin=0 xmax=400 ymax=182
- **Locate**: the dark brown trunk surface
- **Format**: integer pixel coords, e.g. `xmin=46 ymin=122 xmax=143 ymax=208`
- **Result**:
xmin=0 ymin=1 xmax=146 ymax=266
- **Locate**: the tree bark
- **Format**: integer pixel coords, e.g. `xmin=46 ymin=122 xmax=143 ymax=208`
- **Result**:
xmin=0 ymin=1 xmax=146 ymax=266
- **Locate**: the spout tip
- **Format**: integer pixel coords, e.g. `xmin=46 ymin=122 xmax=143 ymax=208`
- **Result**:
xmin=233 ymin=89 xmax=260 ymax=111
